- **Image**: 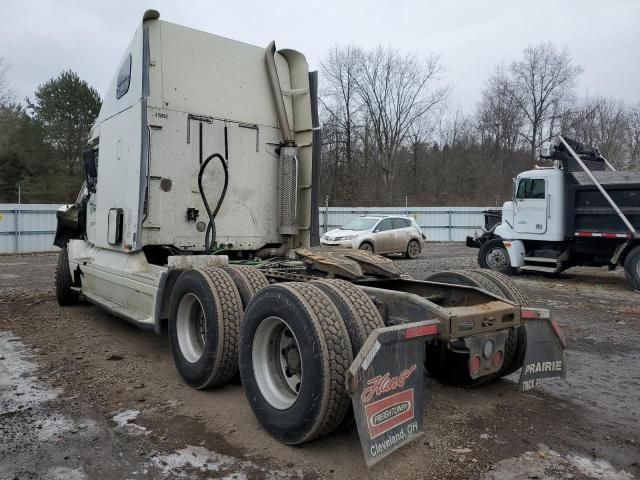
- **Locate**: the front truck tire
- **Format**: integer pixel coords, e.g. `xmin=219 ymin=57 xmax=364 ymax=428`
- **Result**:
xmin=55 ymin=245 xmax=79 ymax=306
xmin=168 ymin=268 xmax=243 ymax=389
xmin=478 ymin=237 xmax=515 ymax=275
xmin=424 ymin=270 xmax=530 ymax=385
xmin=239 ymin=282 xmax=353 ymax=444
xmin=623 ymin=245 xmax=640 ymax=291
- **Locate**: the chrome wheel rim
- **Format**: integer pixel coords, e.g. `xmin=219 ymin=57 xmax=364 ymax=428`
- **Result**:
xmin=360 ymin=243 xmax=373 ymax=252
xmin=176 ymin=293 xmax=207 ymax=363
xmin=408 ymin=241 xmax=419 ymax=257
xmin=486 ymin=247 xmax=509 ymax=270
xmin=252 ymin=316 xmax=302 ymax=410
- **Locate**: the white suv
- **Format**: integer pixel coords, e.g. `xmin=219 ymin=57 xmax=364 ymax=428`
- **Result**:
xmin=320 ymin=215 xmax=426 ymax=258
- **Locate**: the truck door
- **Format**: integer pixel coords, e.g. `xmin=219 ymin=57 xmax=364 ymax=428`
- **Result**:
xmin=514 ymin=178 xmax=548 ymax=234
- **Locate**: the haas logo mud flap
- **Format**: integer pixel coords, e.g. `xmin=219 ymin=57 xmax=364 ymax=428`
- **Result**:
xmin=518 ymin=309 xmax=567 ymax=392
xmin=346 ymin=321 xmax=439 ymax=467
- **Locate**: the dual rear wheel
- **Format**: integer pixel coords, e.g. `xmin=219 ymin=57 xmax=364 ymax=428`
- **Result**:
xmin=424 ymin=269 xmax=530 ymax=386
xmin=168 ymin=268 xmax=383 ymax=444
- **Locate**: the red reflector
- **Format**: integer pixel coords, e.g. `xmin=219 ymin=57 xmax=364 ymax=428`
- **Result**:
xmin=521 ymin=309 xmax=538 ymax=319
xmin=470 ymin=355 xmax=481 ymax=375
xmin=492 ymin=350 xmax=503 ymax=368
xmin=405 ymin=324 xmax=439 ymax=339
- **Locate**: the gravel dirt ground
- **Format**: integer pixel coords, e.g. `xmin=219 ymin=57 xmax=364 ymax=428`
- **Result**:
xmin=1 ymin=244 xmax=639 ymax=479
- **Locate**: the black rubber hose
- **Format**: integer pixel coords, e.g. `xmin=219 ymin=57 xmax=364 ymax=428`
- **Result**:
xmin=197 ymin=153 xmax=229 ymax=253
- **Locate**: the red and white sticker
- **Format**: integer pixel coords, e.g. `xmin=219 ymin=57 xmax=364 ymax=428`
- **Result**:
xmin=575 ymin=232 xmax=632 ymax=238
xmin=364 ymin=389 xmax=415 ymax=439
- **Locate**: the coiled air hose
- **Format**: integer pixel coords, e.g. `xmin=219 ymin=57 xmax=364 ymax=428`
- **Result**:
xmin=197 ymin=153 xmax=229 ymax=253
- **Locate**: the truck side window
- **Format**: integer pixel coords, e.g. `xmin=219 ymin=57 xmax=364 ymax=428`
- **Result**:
xmin=116 ymin=54 xmax=132 ymax=99
xmin=516 ymin=179 xmax=545 ymax=200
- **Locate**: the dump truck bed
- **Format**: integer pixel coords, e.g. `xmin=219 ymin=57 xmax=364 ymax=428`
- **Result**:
xmin=565 ymin=171 xmax=640 ymax=235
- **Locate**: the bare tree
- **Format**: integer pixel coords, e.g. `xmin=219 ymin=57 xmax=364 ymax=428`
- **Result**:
xmin=477 ymin=66 xmax=526 ymax=152
xmin=355 ymin=47 xmax=447 ymax=199
xmin=0 ymin=58 xmax=14 ymax=107
xmin=503 ymin=43 xmax=582 ymax=159
xmin=320 ymin=46 xmax=364 ymax=203
xmin=560 ymin=96 xmax=629 ymax=166
xmin=624 ymin=103 xmax=640 ymax=170
xmin=320 ymin=46 xmax=362 ymax=170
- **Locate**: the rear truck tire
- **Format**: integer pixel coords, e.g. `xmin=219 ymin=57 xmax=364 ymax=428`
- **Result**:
xmin=471 ymin=269 xmax=530 ymax=305
xmin=424 ymin=270 xmax=524 ymax=386
xmin=311 ymin=279 xmax=385 ymax=354
xmin=359 ymin=241 xmax=374 ymax=253
xmin=222 ymin=265 xmax=270 ymax=383
xmin=168 ymin=268 xmax=243 ymax=389
xmin=478 ymin=238 xmax=515 ymax=275
xmin=223 ymin=265 xmax=270 ymax=308
xmin=55 ymin=245 xmax=79 ymax=306
xmin=310 ymin=279 xmax=385 ymax=429
xmin=470 ymin=269 xmax=529 ymax=376
xmin=406 ymin=239 xmax=421 ymax=259
xmin=623 ymin=245 xmax=640 ymax=291
xmin=239 ymin=282 xmax=353 ymax=444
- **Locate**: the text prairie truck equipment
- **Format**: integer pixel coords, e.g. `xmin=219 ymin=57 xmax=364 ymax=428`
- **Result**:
xmin=54 ymin=10 xmax=567 ymax=466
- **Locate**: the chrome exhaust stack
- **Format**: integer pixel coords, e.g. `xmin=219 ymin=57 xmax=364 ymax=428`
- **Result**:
xmin=265 ymin=41 xmax=298 ymax=236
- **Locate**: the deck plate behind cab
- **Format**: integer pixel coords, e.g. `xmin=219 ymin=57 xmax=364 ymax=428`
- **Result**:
xmin=296 ymin=247 xmax=402 ymax=280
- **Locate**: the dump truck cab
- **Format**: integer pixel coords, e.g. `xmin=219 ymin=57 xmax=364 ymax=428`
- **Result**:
xmin=497 ymin=167 xmax=566 ymax=242
xmin=468 ymin=136 xmax=640 ymax=289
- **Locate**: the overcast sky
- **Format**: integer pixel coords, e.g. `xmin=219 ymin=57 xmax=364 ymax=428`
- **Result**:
xmin=1 ymin=0 xmax=639 ymax=111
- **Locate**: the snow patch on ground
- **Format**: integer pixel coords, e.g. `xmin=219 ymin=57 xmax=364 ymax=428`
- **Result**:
xmin=111 ymin=409 xmax=147 ymax=434
xmin=0 ymin=332 xmax=59 ymax=414
xmin=35 ymin=415 xmax=76 ymax=441
xmin=44 ymin=466 xmax=88 ymax=479
xmin=151 ymin=445 xmax=236 ymax=475
xmin=485 ymin=445 xmax=634 ymax=480
xmin=567 ymin=454 xmax=635 ymax=480
xmin=150 ymin=445 xmax=301 ymax=479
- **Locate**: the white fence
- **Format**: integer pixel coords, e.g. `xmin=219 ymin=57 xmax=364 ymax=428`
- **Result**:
xmin=0 ymin=204 xmax=64 ymax=253
xmin=319 ymin=207 xmax=493 ymax=242
xmin=0 ymin=203 xmax=494 ymax=254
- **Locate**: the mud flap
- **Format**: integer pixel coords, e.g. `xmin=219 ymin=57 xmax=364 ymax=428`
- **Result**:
xmin=346 ymin=320 xmax=439 ymax=467
xmin=518 ymin=309 xmax=567 ymax=392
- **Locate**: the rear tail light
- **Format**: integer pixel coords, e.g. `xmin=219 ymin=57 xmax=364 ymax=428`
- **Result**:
xmin=492 ymin=350 xmax=503 ymax=368
xmin=469 ymin=355 xmax=481 ymax=375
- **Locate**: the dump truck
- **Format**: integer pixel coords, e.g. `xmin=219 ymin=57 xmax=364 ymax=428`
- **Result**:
xmin=467 ymin=136 xmax=640 ymax=291
xmin=54 ymin=10 xmax=566 ymax=466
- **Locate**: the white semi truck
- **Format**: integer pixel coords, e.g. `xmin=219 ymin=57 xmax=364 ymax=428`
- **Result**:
xmin=467 ymin=136 xmax=640 ymax=290
xmin=54 ymin=10 xmax=566 ymax=465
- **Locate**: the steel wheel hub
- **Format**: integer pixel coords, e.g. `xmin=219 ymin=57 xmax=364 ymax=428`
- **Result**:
xmin=252 ymin=316 xmax=303 ymax=410
xmin=176 ymin=293 xmax=207 ymax=363
xmin=487 ymin=247 xmax=508 ymax=269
